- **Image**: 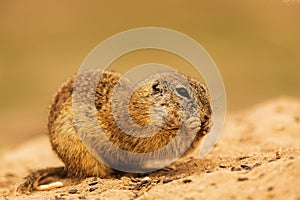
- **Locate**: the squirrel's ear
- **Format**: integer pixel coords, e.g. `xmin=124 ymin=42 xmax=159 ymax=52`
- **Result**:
xmin=152 ymin=80 xmax=163 ymax=94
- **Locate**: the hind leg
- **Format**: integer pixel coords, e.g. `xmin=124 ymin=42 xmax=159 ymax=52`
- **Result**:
xmin=17 ymin=166 xmax=68 ymax=193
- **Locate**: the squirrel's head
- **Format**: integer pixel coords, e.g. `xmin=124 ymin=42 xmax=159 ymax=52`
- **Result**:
xmin=128 ymin=72 xmax=212 ymax=136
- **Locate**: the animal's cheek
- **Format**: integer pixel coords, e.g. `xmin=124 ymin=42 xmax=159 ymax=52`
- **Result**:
xmin=149 ymin=105 xmax=167 ymax=128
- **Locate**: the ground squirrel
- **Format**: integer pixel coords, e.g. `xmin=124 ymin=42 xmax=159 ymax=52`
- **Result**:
xmin=17 ymin=70 xmax=212 ymax=193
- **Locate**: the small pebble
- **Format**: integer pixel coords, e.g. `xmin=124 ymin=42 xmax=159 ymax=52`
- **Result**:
xmin=183 ymin=179 xmax=192 ymax=183
xmin=267 ymin=186 xmax=274 ymax=191
xmin=231 ymin=166 xmax=241 ymax=171
xmin=78 ymin=195 xmax=87 ymax=199
xmin=153 ymin=179 xmax=160 ymax=184
xmin=88 ymin=181 xmax=98 ymax=186
xmin=219 ymin=165 xmax=227 ymax=168
xmin=163 ymin=179 xmax=173 ymax=184
xmin=241 ymin=164 xmax=251 ymax=170
xmin=289 ymin=156 xmax=295 ymax=160
xmin=133 ymin=177 xmax=152 ymax=190
xmin=275 ymin=151 xmax=281 ymax=159
xmin=238 ymin=156 xmax=249 ymax=160
xmin=253 ymin=163 xmax=261 ymax=167
xmin=68 ymin=189 xmax=78 ymax=194
xmin=89 ymin=187 xmax=98 ymax=192
xmin=237 ymin=177 xmax=249 ymax=181
xmin=55 ymin=197 xmax=65 ymax=200
xmin=141 ymin=177 xmax=151 ymax=184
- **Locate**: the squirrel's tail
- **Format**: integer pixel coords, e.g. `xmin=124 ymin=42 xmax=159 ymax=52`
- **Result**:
xmin=17 ymin=166 xmax=67 ymax=194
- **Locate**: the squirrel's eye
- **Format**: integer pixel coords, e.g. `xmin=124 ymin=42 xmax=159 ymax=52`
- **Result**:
xmin=176 ymin=87 xmax=190 ymax=99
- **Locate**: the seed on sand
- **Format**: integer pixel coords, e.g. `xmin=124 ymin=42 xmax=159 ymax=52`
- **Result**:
xmin=37 ymin=181 xmax=64 ymax=191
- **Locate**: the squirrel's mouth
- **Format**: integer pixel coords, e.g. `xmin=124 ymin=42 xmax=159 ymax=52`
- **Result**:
xmin=152 ymin=116 xmax=211 ymax=135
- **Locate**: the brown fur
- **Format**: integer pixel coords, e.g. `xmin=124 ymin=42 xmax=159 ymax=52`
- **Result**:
xmin=17 ymin=70 xmax=212 ymax=193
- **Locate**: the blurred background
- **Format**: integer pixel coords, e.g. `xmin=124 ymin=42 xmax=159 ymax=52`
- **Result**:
xmin=0 ymin=0 xmax=299 ymax=153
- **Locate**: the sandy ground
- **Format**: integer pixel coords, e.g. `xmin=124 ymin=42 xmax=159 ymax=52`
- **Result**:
xmin=0 ymin=97 xmax=299 ymax=200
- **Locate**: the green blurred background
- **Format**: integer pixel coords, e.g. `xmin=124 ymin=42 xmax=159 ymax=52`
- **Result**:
xmin=0 ymin=0 xmax=299 ymax=152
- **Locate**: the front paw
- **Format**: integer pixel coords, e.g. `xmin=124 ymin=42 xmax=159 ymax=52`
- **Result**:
xmin=184 ymin=117 xmax=201 ymax=133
